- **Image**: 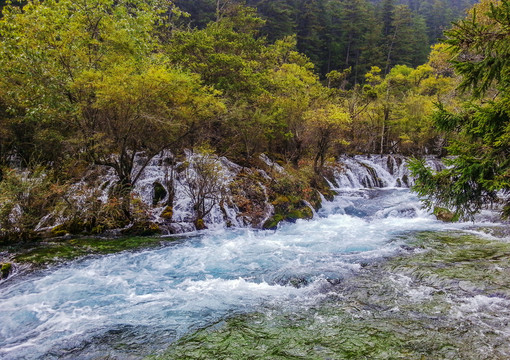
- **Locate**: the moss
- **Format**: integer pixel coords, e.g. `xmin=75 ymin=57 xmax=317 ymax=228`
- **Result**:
xmin=1 ymin=262 xmax=12 ymax=279
xmin=153 ymin=182 xmax=167 ymax=206
xmin=121 ymin=222 xmax=161 ymax=236
xmin=50 ymin=224 xmax=68 ymax=237
xmin=271 ymin=195 xmax=290 ymax=206
xmin=14 ymin=244 xmax=88 ymax=265
xmin=320 ymin=188 xmax=338 ymax=202
xmin=433 ymin=207 xmax=459 ymax=222
xmin=263 ymin=214 xmax=285 ymax=230
xmin=194 ymin=218 xmax=206 ymax=230
xmin=12 ymin=236 xmax=168 ymax=266
xmin=91 ymin=225 xmax=105 ymax=234
xmin=263 ymin=203 xmax=313 ymax=229
xmin=287 ymin=207 xmax=313 ymax=221
xmin=160 ymin=206 xmax=173 ymax=220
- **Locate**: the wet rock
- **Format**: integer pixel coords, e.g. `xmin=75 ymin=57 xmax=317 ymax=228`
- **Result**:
xmin=152 ymin=182 xmax=167 ymax=206
xmin=194 ymin=218 xmax=206 ymax=230
xmin=1 ymin=262 xmax=12 ymax=279
xmin=434 ymin=207 xmax=459 ymax=222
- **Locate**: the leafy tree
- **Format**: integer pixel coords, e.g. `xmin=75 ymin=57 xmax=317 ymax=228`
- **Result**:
xmin=304 ymin=103 xmax=350 ymax=174
xmin=170 ymin=0 xmax=479 ymax=80
xmin=179 ymin=148 xmax=227 ymax=229
xmin=166 ymin=6 xmax=327 ymax=165
xmin=0 ymin=0 xmax=223 ymax=219
xmin=410 ymin=0 xmax=510 ymax=219
xmin=266 ymin=62 xmax=321 ymax=166
xmin=343 ymin=44 xmax=458 ymax=156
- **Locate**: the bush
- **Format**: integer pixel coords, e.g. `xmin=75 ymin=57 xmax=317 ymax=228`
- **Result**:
xmin=0 ymin=167 xmax=66 ymax=243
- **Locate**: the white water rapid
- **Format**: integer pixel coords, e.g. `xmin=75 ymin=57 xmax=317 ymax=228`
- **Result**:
xmin=0 ymin=155 xmax=500 ymax=359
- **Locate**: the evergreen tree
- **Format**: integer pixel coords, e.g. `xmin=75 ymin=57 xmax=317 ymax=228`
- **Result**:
xmin=410 ymin=0 xmax=510 ymax=219
xmin=246 ymin=0 xmax=298 ymax=41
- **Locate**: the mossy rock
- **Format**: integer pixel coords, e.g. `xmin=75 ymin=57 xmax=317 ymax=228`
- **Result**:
xmin=263 ymin=205 xmax=313 ymax=229
xmin=320 ymin=189 xmax=338 ymax=202
xmin=153 ymin=182 xmax=167 ymax=206
xmin=271 ymin=195 xmax=291 ymax=206
xmin=433 ymin=207 xmax=459 ymax=222
xmin=121 ymin=222 xmax=161 ymax=236
xmin=401 ymin=174 xmax=410 ymax=187
xmin=51 ymin=224 xmax=68 ymax=237
xmin=195 ymin=218 xmax=206 ymax=230
xmin=160 ymin=206 xmax=173 ymax=220
xmin=307 ymin=189 xmax=323 ymax=210
xmin=1 ymin=262 xmax=12 ymax=279
xmin=287 ymin=207 xmax=313 ymax=221
xmin=263 ymin=214 xmax=285 ymax=230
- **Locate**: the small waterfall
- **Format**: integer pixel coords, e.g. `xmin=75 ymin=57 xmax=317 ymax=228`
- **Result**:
xmin=334 ymin=154 xmax=443 ymax=189
xmin=132 ymin=150 xmax=272 ymax=233
xmin=40 ymin=153 xmax=443 ymax=233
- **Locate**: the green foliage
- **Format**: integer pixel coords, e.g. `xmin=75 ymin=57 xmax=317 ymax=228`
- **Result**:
xmin=0 ymin=0 xmax=223 ymax=188
xmin=410 ymin=0 xmax=510 ymax=219
xmin=344 ymin=49 xmax=459 ymax=155
xmin=174 ymin=0 xmax=477 ymax=83
xmin=0 ymin=0 xmax=485 ymax=236
xmin=0 ymin=167 xmax=66 ymax=243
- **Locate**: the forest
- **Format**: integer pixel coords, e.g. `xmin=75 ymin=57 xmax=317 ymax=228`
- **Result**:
xmin=0 ymin=0 xmax=509 ymax=241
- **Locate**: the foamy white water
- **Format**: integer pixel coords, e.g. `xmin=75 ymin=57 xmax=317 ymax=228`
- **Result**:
xmin=1 ymin=185 xmax=486 ymax=359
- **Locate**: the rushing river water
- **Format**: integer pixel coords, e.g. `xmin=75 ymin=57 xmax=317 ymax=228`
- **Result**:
xmin=1 ymin=157 xmax=509 ymax=359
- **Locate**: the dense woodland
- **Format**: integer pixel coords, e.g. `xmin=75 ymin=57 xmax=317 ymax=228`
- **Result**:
xmin=0 ymin=0 xmax=508 ymax=241
xmin=175 ymin=0 xmax=478 ymax=80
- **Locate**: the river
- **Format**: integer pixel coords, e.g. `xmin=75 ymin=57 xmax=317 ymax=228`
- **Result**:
xmin=1 ymin=156 xmax=509 ymax=359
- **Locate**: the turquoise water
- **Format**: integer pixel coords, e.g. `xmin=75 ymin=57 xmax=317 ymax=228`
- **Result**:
xmin=0 ymin=189 xmax=485 ymax=359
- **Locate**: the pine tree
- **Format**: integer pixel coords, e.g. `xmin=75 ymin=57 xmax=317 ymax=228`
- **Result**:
xmin=410 ymin=0 xmax=510 ymax=219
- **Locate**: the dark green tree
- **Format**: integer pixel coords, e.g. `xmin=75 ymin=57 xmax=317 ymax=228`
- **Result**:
xmin=410 ymin=0 xmax=510 ymax=219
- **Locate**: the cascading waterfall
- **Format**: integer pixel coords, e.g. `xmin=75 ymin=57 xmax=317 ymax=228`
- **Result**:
xmin=2 ymin=154 xmax=509 ymax=359
xmin=334 ymin=154 xmax=443 ymax=189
